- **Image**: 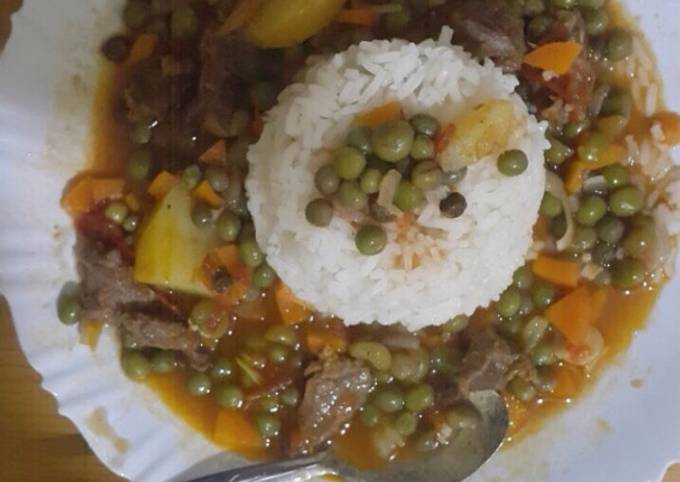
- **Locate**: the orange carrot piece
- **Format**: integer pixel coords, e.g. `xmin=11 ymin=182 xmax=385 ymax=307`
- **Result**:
xmin=79 ymin=320 xmax=103 ymax=351
xmin=199 ymin=140 xmax=227 ymax=165
xmin=652 ymin=111 xmax=680 ymax=145
xmin=545 ymin=286 xmax=594 ymax=346
xmin=125 ymin=192 xmax=140 ymax=212
xmin=147 ymin=171 xmax=179 ymax=199
xmin=565 ymin=160 xmax=586 ymax=194
xmin=61 ymin=177 xmax=93 ymax=216
xmin=434 ymin=123 xmax=456 ymax=154
xmin=127 ymin=33 xmax=158 ymax=66
xmin=213 ymin=410 xmax=263 ymax=450
xmin=552 ymin=365 xmax=582 ymax=399
xmin=193 ymin=180 xmax=223 ymax=208
xmin=585 ymin=144 xmax=627 ymax=170
xmin=213 ymin=245 xmax=250 ymax=281
xmin=523 ymin=41 xmax=583 ymax=75
xmin=354 ymin=101 xmax=402 ymax=128
xmin=306 ymin=327 xmax=348 ymax=355
xmin=91 ymin=178 xmax=125 ymax=204
xmin=532 ymin=256 xmax=580 ymax=287
xmin=335 ymin=8 xmax=379 ymax=27
xmin=275 ymin=282 xmax=311 ymax=325
xmin=591 ymin=286 xmax=610 ymax=323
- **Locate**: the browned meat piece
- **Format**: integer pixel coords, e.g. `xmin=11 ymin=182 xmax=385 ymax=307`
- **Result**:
xmin=294 ymin=357 xmax=373 ymax=454
xmin=121 ymin=313 xmax=210 ymax=371
xmin=448 ymin=0 xmax=526 ymax=72
xmin=457 ymin=328 xmax=516 ymax=395
xmin=76 ymin=235 xmax=155 ymax=325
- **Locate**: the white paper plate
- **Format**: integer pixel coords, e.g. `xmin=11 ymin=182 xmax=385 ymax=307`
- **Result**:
xmin=1 ymin=1 xmax=679 ymax=481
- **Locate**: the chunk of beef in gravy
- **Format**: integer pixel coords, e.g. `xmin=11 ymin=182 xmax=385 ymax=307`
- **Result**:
xmin=121 ymin=313 xmax=210 ymax=371
xmin=448 ymin=0 xmax=526 ymax=72
xmin=457 ymin=328 xmax=516 ymax=395
xmin=293 ymin=357 xmax=373 ymax=454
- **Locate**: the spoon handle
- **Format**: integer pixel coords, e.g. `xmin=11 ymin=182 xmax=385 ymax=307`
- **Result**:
xmin=186 ymin=454 xmax=330 ymax=482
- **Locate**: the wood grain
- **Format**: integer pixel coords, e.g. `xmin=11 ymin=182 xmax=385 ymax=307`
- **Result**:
xmin=0 ymin=293 xmax=677 ymax=481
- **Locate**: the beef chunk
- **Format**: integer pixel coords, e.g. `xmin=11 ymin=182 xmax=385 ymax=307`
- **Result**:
xmin=448 ymin=0 xmax=526 ymax=72
xmin=457 ymin=328 xmax=516 ymax=394
xmin=121 ymin=313 xmax=210 ymax=371
xmin=76 ymin=235 xmax=155 ymax=325
xmin=294 ymin=357 xmax=373 ymax=454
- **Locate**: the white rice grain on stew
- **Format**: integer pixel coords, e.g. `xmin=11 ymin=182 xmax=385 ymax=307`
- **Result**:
xmin=247 ymin=29 xmax=548 ymax=328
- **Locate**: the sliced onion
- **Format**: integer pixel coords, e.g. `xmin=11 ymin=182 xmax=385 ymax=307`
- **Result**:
xmin=545 ymin=170 xmax=575 ymax=252
xmin=377 ymin=169 xmax=402 ymax=216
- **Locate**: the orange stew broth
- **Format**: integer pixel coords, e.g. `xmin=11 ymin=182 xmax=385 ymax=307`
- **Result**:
xmin=81 ymin=0 xmax=668 ymax=469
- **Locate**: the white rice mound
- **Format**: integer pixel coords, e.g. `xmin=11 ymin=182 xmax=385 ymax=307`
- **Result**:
xmin=247 ymin=28 xmax=549 ymax=328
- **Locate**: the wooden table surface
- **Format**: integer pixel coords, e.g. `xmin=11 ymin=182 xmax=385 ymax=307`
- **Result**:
xmin=1 ymin=293 xmax=678 ymax=482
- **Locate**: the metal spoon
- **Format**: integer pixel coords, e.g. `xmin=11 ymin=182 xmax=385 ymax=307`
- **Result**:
xmin=184 ymin=390 xmax=508 ymax=482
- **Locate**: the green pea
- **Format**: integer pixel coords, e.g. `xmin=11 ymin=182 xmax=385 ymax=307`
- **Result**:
xmin=390 ymin=350 xmax=430 ymax=384
xmin=551 ymin=0 xmax=577 ymax=8
xmin=267 ymin=344 xmax=289 ymax=365
xmin=607 ymin=29 xmax=633 ymax=62
xmin=210 ymin=358 xmax=234 ymax=381
xmin=304 ymin=198 xmax=333 ymax=227
xmin=189 ymin=299 xmax=215 ymax=329
xmin=443 ymin=314 xmax=469 ymax=334
xmin=347 ymin=127 xmax=373 ymax=155
xmin=349 ymin=341 xmax=392 ymax=371
xmin=151 ymin=350 xmax=177 ymax=374
xmin=122 ymin=214 xmax=140 ymax=233
xmin=405 ymin=384 xmax=434 ymax=413
xmin=361 ymin=404 xmax=381 ymax=428
xmin=601 ymin=90 xmax=633 ymax=118
xmin=512 ymin=266 xmax=534 ymax=290
xmin=562 ymin=119 xmax=591 ymax=140
xmin=191 ymin=202 xmax=213 ymax=228
xmin=214 ymin=211 xmax=241 ymax=243
xmin=315 ymin=165 xmax=341 ymax=195
xmin=595 ymin=115 xmax=629 ymax=139
xmin=57 ymin=287 xmax=82 ymax=326
xmin=545 ymin=137 xmax=574 ymax=165
xmin=518 ymin=291 xmax=535 ymax=317
xmin=532 ymin=281 xmax=556 ymax=309
xmin=528 ymin=15 xmax=552 ymax=39
xmin=509 ymin=377 xmax=537 ymax=402
xmin=395 ymin=412 xmax=419 ymax=436
xmin=170 ymin=5 xmax=197 ymax=38
xmin=410 ymin=113 xmax=440 ymax=137
xmin=259 ymin=395 xmax=280 ymax=414
xmin=583 ymin=8 xmax=609 ymax=36
xmin=570 ymin=226 xmax=598 ymax=253
xmin=576 ymin=195 xmax=608 ymax=227
xmin=121 ymin=351 xmax=150 ymax=381
xmin=600 ymin=164 xmax=629 ymax=191
xmin=382 ymin=7 xmax=412 ymax=35
xmin=623 ymin=226 xmax=655 ymax=259
xmin=446 ymin=404 xmax=480 ymax=430
xmin=592 ymin=242 xmax=617 ymax=267
xmin=255 ymin=414 xmax=281 ymax=438
xmin=333 ymin=146 xmax=367 ymax=181
xmin=374 ymin=370 xmax=395 ymax=385
xmin=394 ymin=180 xmax=424 ymax=212
xmin=497 ymin=286 xmax=522 ymax=318
xmin=521 ymin=316 xmax=549 ymax=351
xmin=264 ymin=325 xmax=298 ymax=347
xmin=596 ymin=215 xmax=625 ymax=243
xmin=126 ymin=148 xmax=152 ymax=182
xmin=239 ymin=239 xmax=265 ymax=267
xmin=337 ymin=181 xmax=368 ymax=210
xmin=360 ymin=168 xmax=383 ymax=194
xmin=499 ymin=316 xmax=523 ymax=338
xmin=410 ymin=134 xmax=435 ymax=161
xmin=280 ymin=388 xmax=300 ymax=407
xmin=536 ymin=366 xmax=557 ymax=393
xmin=205 ymin=166 xmax=229 ymax=193
xmin=187 ymin=372 xmax=212 ymax=396
xmin=374 ymin=388 xmax=405 ymax=413
xmin=550 ymin=215 xmax=567 ymax=239
xmin=411 ymin=161 xmax=442 ymax=191
xmin=123 ymin=0 xmax=150 ymax=29
xmin=442 ymin=167 xmax=467 ymax=187
xmin=497 ymin=149 xmax=528 ymax=176
xmin=253 ymin=262 xmax=277 ymax=289
xmin=215 ymin=385 xmax=244 ymax=409
xmin=577 ymin=132 xmax=609 ymax=163
xmin=540 ymin=192 xmax=563 ymax=218
xmin=371 ymin=120 xmax=415 ymax=162
xmin=532 ymin=339 xmax=557 ymax=366
xmin=355 ymin=224 xmax=388 ymax=256
xmin=609 ymin=186 xmax=643 ymax=217
xmin=612 ymin=257 xmax=645 ymax=290
xmin=439 ymin=192 xmax=467 ymax=219
xmin=429 ymin=346 xmax=457 ymax=373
